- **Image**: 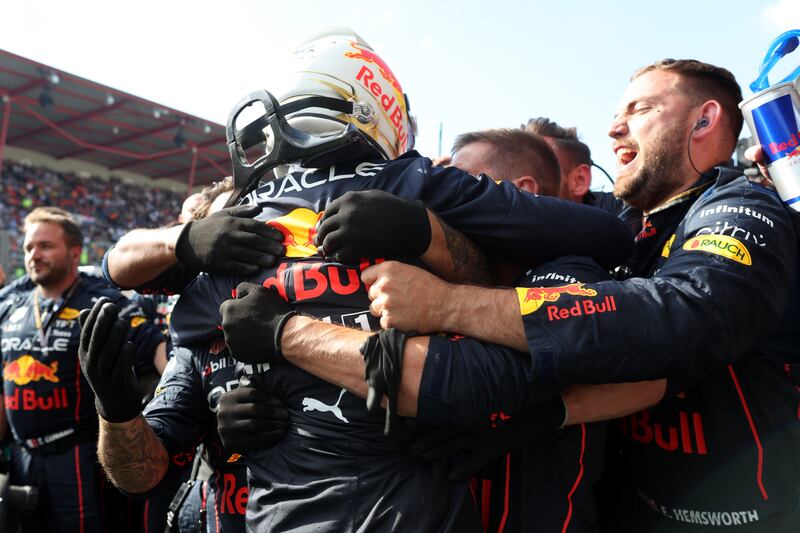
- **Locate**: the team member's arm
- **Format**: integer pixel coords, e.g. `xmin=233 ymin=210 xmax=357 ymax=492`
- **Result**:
xmin=220 ymin=284 xmax=535 ymax=425
xmin=361 ymin=182 xmax=796 ymax=385
xmin=562 ymin=380 xmax=667 ymax=425
xmin=315 ymin=190 xmax=492 ymax=284
xmin=360 ymin=260 xmax=527 ymax=349
xmin=78 ymin=297 xmax=169 ymax=492
xmin=105 ymin=205 xmax=284 ymax=292
xmin=314 ymin=162 xmax=635 ymax=272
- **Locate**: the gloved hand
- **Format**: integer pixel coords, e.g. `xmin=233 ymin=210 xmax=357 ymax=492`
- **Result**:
xmin=219 ymin=282 xmax=297 ymax=364
xmin=315 ymin=190 xmax=432 ymax=263
xmin=410 ymin=396 xmax=566 ymax=482
xmin=216 ymin=376 xmax=289 ymax=455
xmin=78 ymin=297 xmax=143 ymax=423
xmin=175 ymin=205 xmax=285 ymax=276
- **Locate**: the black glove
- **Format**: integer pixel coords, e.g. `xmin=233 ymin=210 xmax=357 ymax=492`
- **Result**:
xmin=315 ymin=190 xmax=432 ymax=262
xmin=78 ymin=297 xmax=143 ymax=423
xmin=219 ymin=282 xmax=297 ymax=364
xmin=216 ymin=376 xmax=289 ymax=455
xmin=410 ymin=396 xmax=566 ymax=482
xmin=175 ymin=205 xmax=285 ymax=276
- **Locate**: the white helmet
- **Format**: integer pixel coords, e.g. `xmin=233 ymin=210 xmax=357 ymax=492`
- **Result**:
xmin=226 ymin=28 xmax=415 ymax=202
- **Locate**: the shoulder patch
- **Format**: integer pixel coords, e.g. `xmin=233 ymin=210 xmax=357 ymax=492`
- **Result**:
xmin=682 ymin=235 xmax=752 ymax=265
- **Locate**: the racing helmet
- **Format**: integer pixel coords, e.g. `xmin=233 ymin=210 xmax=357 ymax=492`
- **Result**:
xmin=226 ymin=28 xmax=416 ymax=204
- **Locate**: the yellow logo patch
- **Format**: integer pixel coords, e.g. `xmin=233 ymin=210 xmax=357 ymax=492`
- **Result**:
xmin=57 ymin=307 xmax=80 ymax=320
xmin=516 ymin=284 xmax=598 ymax=315
xmin=661 ymin=234 xmax=676 ymax=258
xmin=682 ymin=235 xmax=752 ymax=265
xmin=130 ymin=316 xmax=146 ymax=328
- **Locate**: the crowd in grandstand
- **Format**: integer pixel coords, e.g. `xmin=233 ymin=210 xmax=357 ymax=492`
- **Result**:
xmin=0 ymin=160 xmax=184 ymax=277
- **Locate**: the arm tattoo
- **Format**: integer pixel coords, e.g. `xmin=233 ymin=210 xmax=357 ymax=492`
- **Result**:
xmin=440 ymin=219 xmax=493 ymax=284
xmin=97 ymin=415 xmax=169 ymax=493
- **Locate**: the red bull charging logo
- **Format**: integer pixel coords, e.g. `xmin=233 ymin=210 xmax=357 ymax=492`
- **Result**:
xmin=516 ymin=283 xmax=598 ymax=315
xmin=344 ymin=42 xmax=403 ymax=95
xmin=267 ymin=208 xmax=324 ymax=258
xmin=3 ymin=355 xmax=59 ymax=385
xmin=344 ymin=42 xmax=409 ymax=154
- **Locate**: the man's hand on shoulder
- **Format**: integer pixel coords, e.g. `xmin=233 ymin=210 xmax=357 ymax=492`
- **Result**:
xmin=176 ymin=205 xmax=286 ymax=276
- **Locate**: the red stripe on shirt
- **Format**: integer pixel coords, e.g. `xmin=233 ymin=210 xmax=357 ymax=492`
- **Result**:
xmin=498 ymin=454 xmax=512 ymax=533
xmin=728 ymin=365 xmax=768 ymax=500
xmin=561 ymin=423 xmax=587 ymax=533
xmin=74 ymin=445 xmax=85 ymax=533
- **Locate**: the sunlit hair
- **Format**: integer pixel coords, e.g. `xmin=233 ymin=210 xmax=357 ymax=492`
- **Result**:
xmin=24 ymin=207 xmax=83 ymax=248
xmin=523 ymin=117 xmax=592 ymax=172
xmin=193 ymin=176 xmax=235 ymax=220
xmin=633 ymin=59 xmax=743 ymax=154
xmin=452 ymin=128 xmax=561 ymax=196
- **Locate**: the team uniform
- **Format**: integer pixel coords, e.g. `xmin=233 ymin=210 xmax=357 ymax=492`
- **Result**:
xmin=514 ymin=169 xmax=800 ymax=530
xmin=140 ymin=343 xmax=249 ymax=533
xmin=416 ymin=256 xmax=611 ymax=533
xmin=0 ymin=272 xmax=163 ymax=532
xmin=169 ymin=152 xmax=633 ymax=531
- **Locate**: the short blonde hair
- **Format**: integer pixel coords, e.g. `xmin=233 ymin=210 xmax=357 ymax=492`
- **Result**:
xmin=24 ymin=207 xmax=83 ymax=248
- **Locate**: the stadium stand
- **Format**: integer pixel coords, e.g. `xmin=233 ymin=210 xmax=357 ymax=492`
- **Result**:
xmin=1 ymin=159 xmax=184 ymax=277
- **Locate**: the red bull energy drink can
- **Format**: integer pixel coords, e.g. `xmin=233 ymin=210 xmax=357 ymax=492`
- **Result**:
xmin=740 ymin=80 xmax=800 ymax=212
xmin=741 ymin=30 xmax=800 ymax=212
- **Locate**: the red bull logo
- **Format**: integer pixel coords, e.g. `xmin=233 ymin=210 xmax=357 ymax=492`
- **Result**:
xmin=219 ymin=472 xmax=248 ymax=515
xmin=517 ymin=283 xmax=602 ymax=316
xmin=3 ymin=355 xmax=59 ymax=385
xmin=267 ymin=208 xmax=324 ymax=258
xmin=620 ymin=409 xmax=708 ymax=456
xmin=345 ymin=42 xmax=409 ymax=153
xmin=767 ymin=133 xmax=800 ymax=158
xmin=345 ymin=42 xmax=403 ymax=95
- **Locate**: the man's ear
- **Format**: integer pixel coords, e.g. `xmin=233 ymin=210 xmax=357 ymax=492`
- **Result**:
xmin=513 ymin=176 xmax=539 ymax=194
xmin=565 ymin=164 xmax=592 ymax=200
xmin=692 ymin=100 xmax=722 ymax=140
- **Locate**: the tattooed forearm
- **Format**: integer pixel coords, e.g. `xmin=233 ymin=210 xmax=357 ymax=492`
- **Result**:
xmin=97 ymin=415 xmax=169 ymax=493
xmin=439 ymin=219 xmax=493 ymax=284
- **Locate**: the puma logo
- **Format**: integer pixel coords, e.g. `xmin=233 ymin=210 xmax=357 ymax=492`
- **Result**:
xmin=302 ymin=388 xmax=349 ymax=423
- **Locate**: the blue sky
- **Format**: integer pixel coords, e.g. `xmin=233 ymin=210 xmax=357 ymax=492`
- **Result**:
xmin=2 ymin=0 xmax=799 ymax=190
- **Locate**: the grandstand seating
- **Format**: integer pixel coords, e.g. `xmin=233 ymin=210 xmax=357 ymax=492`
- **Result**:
xmin=1 ymin=159 xmax=185 ymax=278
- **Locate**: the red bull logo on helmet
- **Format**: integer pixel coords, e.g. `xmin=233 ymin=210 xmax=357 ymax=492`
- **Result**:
xmin=3 ymin=355 xmax=59 ymax=385
xmin=345 ymin=42 xmax=410 ymax=154
xmin=267 ymin=208 xmax=324 ymax=258
xmin=345 ymin=42 xmax=404 ymax=96
xmin=516 ymin=283 xmax=598 ymax=315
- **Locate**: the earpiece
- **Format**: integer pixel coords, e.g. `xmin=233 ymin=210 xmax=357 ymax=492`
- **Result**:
xmin=694 ymin=118 xmax=710 ymax=130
